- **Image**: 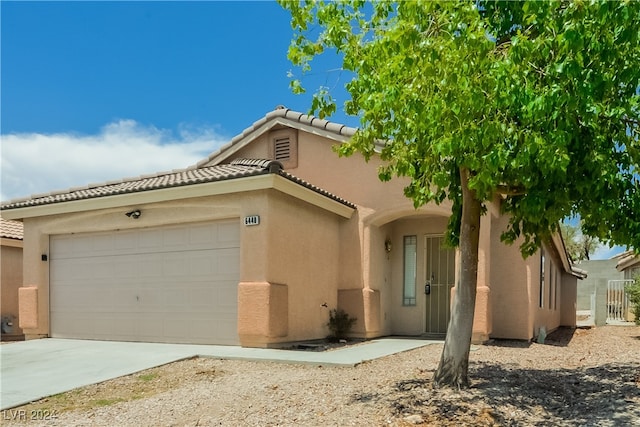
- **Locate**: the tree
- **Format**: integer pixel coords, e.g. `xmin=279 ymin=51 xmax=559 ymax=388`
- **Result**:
xmin=280 ymin=0 xmax=640 ymax=388
xmin=560 ymin=221 xmax=599 ymax=261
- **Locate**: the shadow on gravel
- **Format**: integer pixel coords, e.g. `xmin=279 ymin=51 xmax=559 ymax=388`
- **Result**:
xmin=471 ymin=362 xmax=640 ymax=426
xmin=364 ymin=362 xmax=639 ymax=426
xmin=483 ymin=327 xmax=577 ymax=350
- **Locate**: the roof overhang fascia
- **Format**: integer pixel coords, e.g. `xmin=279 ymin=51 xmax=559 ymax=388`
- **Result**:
xmin=616 ymin=253 xmax=640 ymax=272
xmin=0 ymin=237 xmax=23 ymax=248
xmin=270 ymin=174 xmax=355 ymax=219
xmin=0 ymin=174 xmax=355 ymax=221
xmin=549 ymin=231 xmax=586 ymax=278
xmin=202 ymin=117 xmax=356 ymax=168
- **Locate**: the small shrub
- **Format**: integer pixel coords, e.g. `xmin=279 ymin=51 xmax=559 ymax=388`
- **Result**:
xmin=327 ymin=308 xmax=357 ymax=341
xmin=625 ymin=275 xmax=640 ymax=325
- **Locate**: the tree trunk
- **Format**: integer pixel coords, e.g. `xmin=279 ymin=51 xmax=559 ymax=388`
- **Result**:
xmin=433 ymin=167 xmax=482 ymax=389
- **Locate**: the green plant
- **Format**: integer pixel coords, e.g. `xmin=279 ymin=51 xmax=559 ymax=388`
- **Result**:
xmin=625 ymin=275 xmax=640 ymax=325
xmin=137 ymin=373 xmax=158 ymax=382
xmin=327 ymin=309 xmax=357 ymax=341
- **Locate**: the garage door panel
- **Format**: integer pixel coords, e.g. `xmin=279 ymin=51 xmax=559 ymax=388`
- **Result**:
xmin=51 ymin=220 xmax=240 ymax=345
xmin=218 ymin=221 xmax=240 ymax=244
xmin=114 ymin=259 xmax=139 ymax=278
xmin=216 ymin=250 xmax=241 ymax=278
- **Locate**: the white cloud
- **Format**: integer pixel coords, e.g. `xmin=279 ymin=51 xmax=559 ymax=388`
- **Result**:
xmin=591 ymin=244 xmax=626 ymax=260
xmin=1 ymin=120 xmax=228 ymax=201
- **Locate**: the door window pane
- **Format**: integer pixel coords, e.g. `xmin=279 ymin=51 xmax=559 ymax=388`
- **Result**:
xmin=403 ymin=236 xmax=417 ymax=306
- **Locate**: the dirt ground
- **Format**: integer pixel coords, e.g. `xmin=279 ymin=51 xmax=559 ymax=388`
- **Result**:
xmin=2 ymin=325 xmax=639 ymax=426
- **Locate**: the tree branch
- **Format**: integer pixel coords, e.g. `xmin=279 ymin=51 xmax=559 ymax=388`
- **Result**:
xmin=496 ymin=184 xmax=526 ymax=196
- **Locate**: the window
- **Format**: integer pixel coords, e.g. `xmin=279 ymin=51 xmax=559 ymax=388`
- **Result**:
xmin=549 ymin=261 xmax=554 ymax=310
xmin=554 ymin=265 xmax=560 ymax=310
xmin=539 ymin=248 xmax=545 ymax=308
xmin=269 ymin=129 xmax=298 ymax=168
xmin=403 ymin=236 xmax=417 ymax=306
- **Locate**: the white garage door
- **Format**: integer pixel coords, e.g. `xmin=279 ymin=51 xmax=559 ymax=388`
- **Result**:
xmin=50 ymin=220 xmax=240 ymax=345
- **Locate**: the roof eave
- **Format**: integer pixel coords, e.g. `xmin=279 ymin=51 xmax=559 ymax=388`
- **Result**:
xmin=0 ymin=237 xmax=23 ymax=248
xmin=0 ymin=174 xmax=355 ymax=221
xmin=550 ymin=231 xmax=573 ymax=274
xmin=616 ymin=253 xmax=640 ymax=272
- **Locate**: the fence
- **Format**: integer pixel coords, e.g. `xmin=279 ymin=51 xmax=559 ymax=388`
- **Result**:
xmin=607 ymin=279 xmax=635 ymax=323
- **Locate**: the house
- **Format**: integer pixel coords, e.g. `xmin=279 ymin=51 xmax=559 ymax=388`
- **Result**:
xmin=0 ymin=107 xmax=584 ymax=347
xmin=1 ymin=218 xmax=24 ymax=340
xmin=616 ymin=250 xmax=640 ymax=280
xmin=616 ymin=250 xmax=638 ymax=323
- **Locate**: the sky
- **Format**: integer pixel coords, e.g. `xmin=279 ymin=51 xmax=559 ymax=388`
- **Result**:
xmin=1 ymin=0 xmax=354 ymax=199
xmin=0 ymin=1 xmax=624 ymax=259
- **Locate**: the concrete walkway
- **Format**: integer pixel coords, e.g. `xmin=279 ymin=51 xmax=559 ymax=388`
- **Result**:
xmin=0 ymin=337 xmax=440 ymax=410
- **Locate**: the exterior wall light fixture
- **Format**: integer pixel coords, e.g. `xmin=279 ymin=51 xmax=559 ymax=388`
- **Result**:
xmin=125 ymin=209 xmax=141 ymax=219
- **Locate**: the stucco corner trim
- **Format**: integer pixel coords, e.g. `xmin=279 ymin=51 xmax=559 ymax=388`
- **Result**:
xmin=18 ymin=287 xmax=39 ymax=330
xmin=238 ymin=281 xmax=289 ymax=347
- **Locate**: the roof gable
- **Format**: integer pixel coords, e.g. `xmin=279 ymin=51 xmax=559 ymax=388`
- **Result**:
xmin=194 ymin=106 xmax=359 ymax=168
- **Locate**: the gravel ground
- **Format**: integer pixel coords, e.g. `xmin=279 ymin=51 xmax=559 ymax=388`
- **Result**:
xmin=2 ymin=325 xmax=639 ymax=427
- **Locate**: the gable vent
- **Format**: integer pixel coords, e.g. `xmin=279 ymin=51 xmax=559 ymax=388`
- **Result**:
xmin=274 ymin=137 xmax=291 ymax=161
xmin=269 ymin=129 xmax=297 ymax=169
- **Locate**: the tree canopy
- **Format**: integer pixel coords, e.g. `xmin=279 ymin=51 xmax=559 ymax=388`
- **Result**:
xmin=560 ymin=221 xmax=600 ymax=261
xmin=280 ymin=0 xmax=640 ymax=388
xmin=282 ymin=0 xmax=640 ymax=254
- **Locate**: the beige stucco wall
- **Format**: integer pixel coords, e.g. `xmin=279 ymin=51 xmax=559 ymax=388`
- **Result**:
xmin=1 ymin=239 xmax=24 ymax=335
xmin=235 ymin=128 xmax=576 ymax=342
xmin=239 ymin=190 xmax=343 ymax=346
xmin=17 ymin=186 xmax=349 ymax=346
xmin=14 ymin=123 xmax=581 ymax=346
xmin=487 ymin=201 xmax=576 ymax=341
xmin=236 ymin=129 xmax=463 ymax=339
xmin=488 ymin=208 xmax=533 ymax=340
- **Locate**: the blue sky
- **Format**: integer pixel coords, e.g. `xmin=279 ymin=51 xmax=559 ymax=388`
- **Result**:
xmin=1 ymin=1 xmax=353 ymax=199
xmin=0 ymin=1 xmax=624 ymax=259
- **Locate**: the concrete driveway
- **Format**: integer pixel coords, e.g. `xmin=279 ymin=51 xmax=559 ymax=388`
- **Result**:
xmin=1 ymin=337 xmax=438 ymax=410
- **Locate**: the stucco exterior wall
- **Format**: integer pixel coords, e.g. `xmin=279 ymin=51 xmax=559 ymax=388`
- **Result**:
xmin=560 ymin=273 xmax=577 ymax=327
xmin=1 ymin=239 xmax=24 ymax=336
xmin=12 ymin=119 xmax=582 ymax=346
xmin=488 ymin=208 xmax=533 ymax=340
xmin=18 ymin=188 xmax=348 ymax=345
xmin=240 ymin=190 xmax=343 ymax=346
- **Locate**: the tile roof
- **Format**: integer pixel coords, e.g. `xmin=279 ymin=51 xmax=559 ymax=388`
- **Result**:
xmin=0 ymin=159 xmax=355 ymax=211
xmin=0 ymin=218 xmax=23 ymax=240
xmin=195 ymin=106 xmax=361 ymax=168
xmin=616 ymin=250 xmax=639 ymax=271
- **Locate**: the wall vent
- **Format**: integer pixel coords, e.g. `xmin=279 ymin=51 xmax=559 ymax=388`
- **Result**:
xmin=274 ymin=137 xmax=291 ymax=161
xmin=269 ymin=129 xmax=298 ymax=169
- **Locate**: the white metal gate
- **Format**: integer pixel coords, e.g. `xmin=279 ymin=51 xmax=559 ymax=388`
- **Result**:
xmin=607 ymin=280 xmax=634 ymax=323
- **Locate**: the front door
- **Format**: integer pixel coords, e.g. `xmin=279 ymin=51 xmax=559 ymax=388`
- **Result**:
xmin=424 ymin=236 xmax=455 ymax=334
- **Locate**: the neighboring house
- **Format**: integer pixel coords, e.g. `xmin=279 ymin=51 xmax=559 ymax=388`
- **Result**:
xmin=0 ymin=107 xmax=584 ymax=347
xmin=616 ymin=250 xmax=638 ymax=323
xmin=0 ymin=218 xmax=24 ymax=340
xmin=616 ymin=250 xmax=640 ymax=280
